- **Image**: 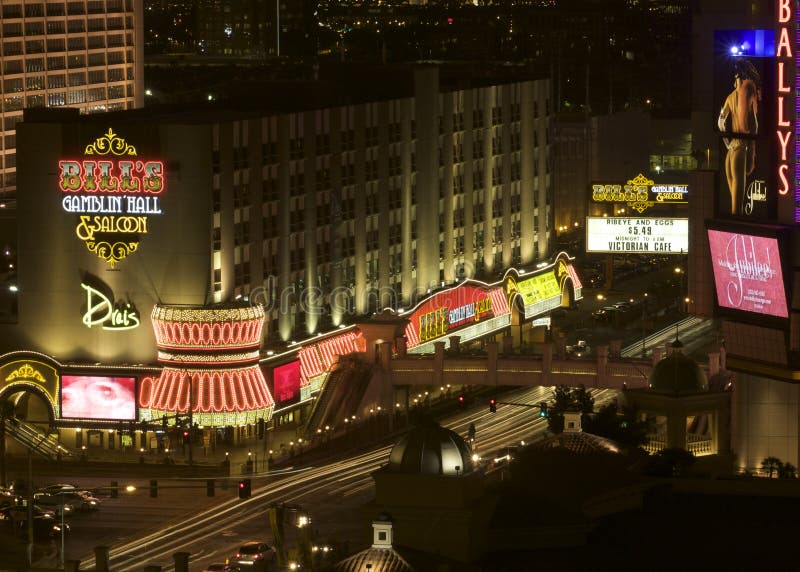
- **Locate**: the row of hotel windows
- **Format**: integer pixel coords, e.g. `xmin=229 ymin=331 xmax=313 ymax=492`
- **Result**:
xmin=225 ymin=237 xmax=531 ymax=305
xmin=3 ymin=51 xmax=131 ymax=74
xmin=1 ymin=16 xmax=131 ymax=37
xmin=3 ymin=68 xmax=131 ymax=91
xmin=2 ymin=33 xmax=131 ymax=54
xmin=1 ymin=85 xmax=130 ymax=110
xmin=1 ymin=1 xmax=132 ymax=19
xmin=220 ymin=214 xmax=526 ymax=281
xmin=218 ymin=156 xmax=545 ymax=211
xmin=216 ymin=126 xmax=543 ymax=173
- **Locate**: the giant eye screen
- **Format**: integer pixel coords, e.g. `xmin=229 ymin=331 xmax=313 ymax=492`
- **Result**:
xmin=61 ymin=375 xmax=137 ymax=420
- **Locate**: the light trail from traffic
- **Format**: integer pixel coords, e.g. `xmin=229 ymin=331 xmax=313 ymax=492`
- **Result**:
xmin=81 ymin=385 xmax=618 ymax=572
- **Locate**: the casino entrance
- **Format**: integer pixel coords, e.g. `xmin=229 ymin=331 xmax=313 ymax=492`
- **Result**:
xmin=0 ymin=354 xmax=64 ymax=463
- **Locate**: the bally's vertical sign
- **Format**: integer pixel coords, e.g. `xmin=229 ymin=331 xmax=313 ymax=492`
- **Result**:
xmin=59 ymin=128 xmax=165 ymax=268
xmin=776 ymin=0 xmax=796 ymax=221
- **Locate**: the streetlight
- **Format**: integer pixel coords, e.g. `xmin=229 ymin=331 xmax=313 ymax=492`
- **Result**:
xmin=641 ymin=293 xmax=649 ymax=357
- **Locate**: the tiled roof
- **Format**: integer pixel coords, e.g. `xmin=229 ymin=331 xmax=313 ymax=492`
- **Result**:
xmin=334 ymin=547 xmax=414 ymax=572
xmin=528 ymin=432 xmax=621 ymax=454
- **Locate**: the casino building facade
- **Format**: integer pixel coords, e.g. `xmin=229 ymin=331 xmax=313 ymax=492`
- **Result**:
xmin=687 ymin=1 xmax=800 ymax=471
xmin=0 ymin=67 xmax=556 ymax=453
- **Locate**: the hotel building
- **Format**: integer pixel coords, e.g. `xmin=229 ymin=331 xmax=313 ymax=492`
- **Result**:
xmin=0 ymin=65 xmax=553 ymax=450
xmin=0 ymin=0 xmax=144 ymax=205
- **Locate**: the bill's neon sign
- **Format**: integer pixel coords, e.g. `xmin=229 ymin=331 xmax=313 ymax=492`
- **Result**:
xmin=776 ymin=0 xmax=794 ymax=202
xmin=58 ymin=160 xmax=164 ymax=194
xmin=59 ymin=129 xmax=165 ymax=267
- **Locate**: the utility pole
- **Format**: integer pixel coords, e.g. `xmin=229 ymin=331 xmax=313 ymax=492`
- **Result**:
xmin=188 ymin=378 xmax=194 ymax=467
xmin=26 ymin=450 xmax=32 ymax=569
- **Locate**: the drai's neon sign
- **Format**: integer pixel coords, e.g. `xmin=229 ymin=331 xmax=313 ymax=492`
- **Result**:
xmin=81 ymin=282 xmax=140 ymax=331
xmin=59 ymin=129 xmax=165 ymax=268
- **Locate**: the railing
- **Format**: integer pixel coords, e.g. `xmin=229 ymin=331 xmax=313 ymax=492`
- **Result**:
xmin=643 ymin=433 xmax=713 ymax=456
xmin=5 ymin=418 xmax=69 ymax=460
xmin=643 ymin=433 xmax=668 ymax=454
xmin=687 ymin=433 xmax=713 ymax=456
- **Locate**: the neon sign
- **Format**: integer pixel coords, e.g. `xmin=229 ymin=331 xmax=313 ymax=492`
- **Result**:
xmin=404 ymin=284 xmax=509 ymax=347
xmin=775 ymin=0 xmax=795 ymax=216
xmin=59 ymin=129 xmax=165 ymax=267
xmin=81 ymin=282 xmax=141 ymax=331
xmin=591 ymin=173 xmax=687 ymax=214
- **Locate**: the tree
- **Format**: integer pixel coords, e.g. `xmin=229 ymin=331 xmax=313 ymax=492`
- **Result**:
xmin=547 ymin=385 xmax=594 ymax=433
xmin=779 ymin=462 xmax=797 ymax=479
xmin=583 ymin=401 xmax=651 ymax=449
xmin=645 ymin=447 xmax=695 ymax=477
xmin=761 ymin=456 xmax=783 ymax=478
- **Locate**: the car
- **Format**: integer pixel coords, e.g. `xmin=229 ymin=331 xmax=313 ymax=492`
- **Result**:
xmin=33 ymin=493 xmax=81 ymax=516
xmin=39 ymin=484 xmax=78 ymax=496
xmin=491 ymin=446 xmax=519 ymax=465
xmin=71 ymin=491 xmax=102 ymax=511
xmin=233 ymin=542 xmax=276 ymax=566
xmin=203 ymin=564 xmax=240 ymax=572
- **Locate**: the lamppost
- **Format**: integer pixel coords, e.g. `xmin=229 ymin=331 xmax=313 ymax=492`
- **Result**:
xmin=641 ymin=293 xmax=648 ymax=358
xmin=674 ymin=265 xmax=685 ymax=313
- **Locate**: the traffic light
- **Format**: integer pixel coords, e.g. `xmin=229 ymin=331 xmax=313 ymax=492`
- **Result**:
xmin=238 ymin=478 xmax=251 ymax=499
xmin=457 ymin=393 xmax=467 ymax=408
xmin=488 ymin=398 xmax=497 ymax=413
xmin=150 ymin=479 xmax=158 ymax=498
xmin=539 ymin=402 xmax=548 ymax=418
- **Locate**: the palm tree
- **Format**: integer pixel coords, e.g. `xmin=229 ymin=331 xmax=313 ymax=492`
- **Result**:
xmin=761 ymin=456 xmax=783 ymax=478
xmin=779 ymin=462 xmax=797 ymax=479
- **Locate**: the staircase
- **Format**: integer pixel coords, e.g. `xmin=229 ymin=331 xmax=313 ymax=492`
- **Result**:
xmin=303 ymin=357 xmax=374 ymax=437
xmin=4 ymin=418 xmax=69 ymax=460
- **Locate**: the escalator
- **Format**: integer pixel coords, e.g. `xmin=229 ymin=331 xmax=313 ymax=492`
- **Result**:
xmin=303 ymin=357 xmax=375 ymax=437
xmin=4 ymin=418 xmax=70 ymax=460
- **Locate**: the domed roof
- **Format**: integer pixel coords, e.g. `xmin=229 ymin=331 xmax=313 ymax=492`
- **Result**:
xmin=387 ymin=420 xmax=473 ymax=476
xmin=649 ymin=340 xmax=707 ymax=394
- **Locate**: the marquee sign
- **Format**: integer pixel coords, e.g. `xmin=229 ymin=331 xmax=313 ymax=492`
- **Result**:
xmin=591 ymin=173 xmax=688 ymax=214
xmin=403 ymin=284 xmax=510 ymax=349
xmin=586 ymin=217 xmax=689 ymax=253
xmin=59 ymin=129 xmax=164 ymax=268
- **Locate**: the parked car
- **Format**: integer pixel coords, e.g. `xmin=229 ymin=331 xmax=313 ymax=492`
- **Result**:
xmin=233 ymin=542 xmax=276 ymax=566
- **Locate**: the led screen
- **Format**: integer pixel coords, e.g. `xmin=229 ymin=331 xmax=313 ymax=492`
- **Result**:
xmin=707 ymin=229 xmax=788 ymax=318
xmin=713 ymin=30 xmax=777 ymax=220
xmin=61 ymin=375 xmax=136 ymax=420
xmin=273 ymin=361 xmax=301 ymax=405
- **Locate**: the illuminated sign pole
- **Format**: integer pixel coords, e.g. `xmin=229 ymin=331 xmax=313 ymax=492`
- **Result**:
xmin=775 ymin=0 xmax=794 ymax=217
